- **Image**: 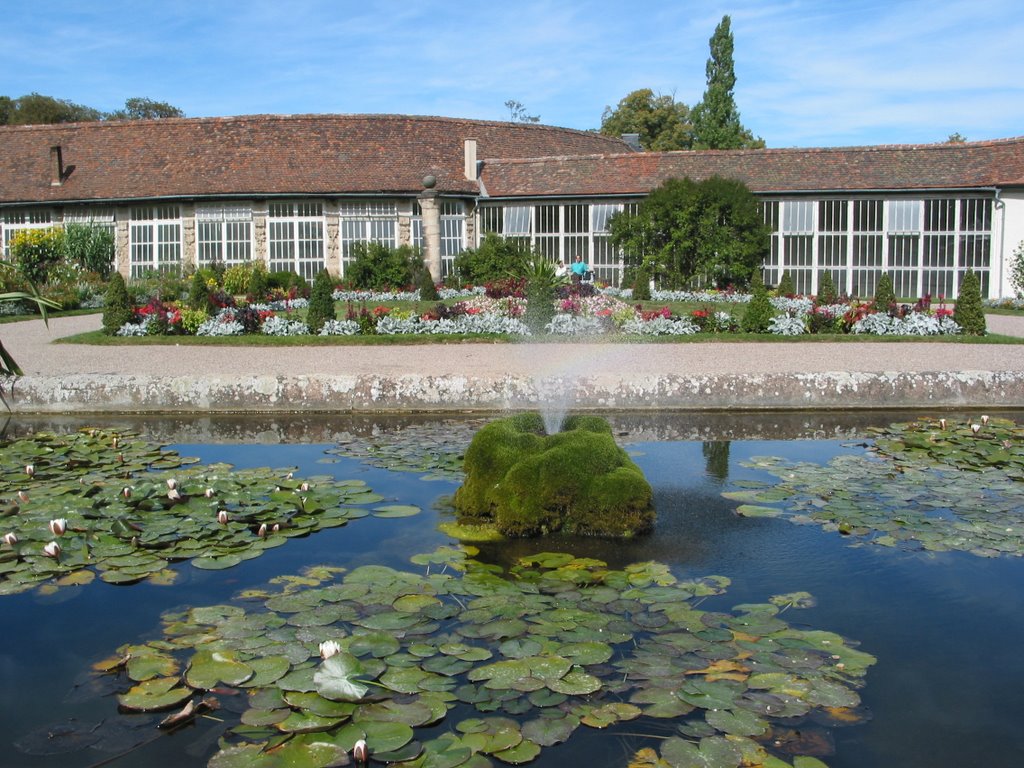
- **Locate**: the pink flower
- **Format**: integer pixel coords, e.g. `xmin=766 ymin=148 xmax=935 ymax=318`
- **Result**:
xmin=217 ymin=510 xmax=229 ymax=525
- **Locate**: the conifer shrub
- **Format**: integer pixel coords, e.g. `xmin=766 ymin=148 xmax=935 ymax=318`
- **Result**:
xmin=954 ymin=270 xmax=986 ymax=336
xmin=417 ymin=266 xmax=440 ymax=301
xmin=776 ymin=270 xmax=795 ymax=296
xmin=740 ymin=270 xmax=774 ymax=333
xmin=305 ymin=269 xmax=336 ymax=334
xmin=187 ymin=271 xmax=210 ymax=312
xmin=247 ymin=265 xmax=268 ymax=302
xmin=102 ymin=272 xmax=133 ymax=335
xmin=873 ymin=273 xmax=896 ymax=314
xmin=817 ymin=270 xmax=838 ymax=305
xmin=632 ymin=265 xmax=652 ymax=301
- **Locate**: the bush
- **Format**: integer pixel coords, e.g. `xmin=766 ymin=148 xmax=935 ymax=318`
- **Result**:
xmin=11 ymin=228 xmax=64 ymax=284
xmin=873 ymin=273 xmax=896 ymax=314
xmin=454 ymin=232 xmax=529 ymax=285
xmin=776 ymin=270 xmax=795 ymax=296
xmin=62 ymin=223 xmax=113 ymax=277
xmin=417 ymin=266 xmax=440 ymax=302
xmin=347 ymin=242 xmax=421 ymax=291
xmin=247 ymin=265 xmax=268 ymax=303
xmin=740 ymin=270 xmax=774 ymax=333
xmin=305 ymin=269 xmax=336 ymax=334
xmin=632 ymin=265 xmax=652 ymax=301
xmin=102 ymin=272 xmax=133 ymax=335
xmin=816 ymin=270 xmax=838 ymax=305
xmin=1012 ymin=240 xmax=1024 ymax=299
xmin=954 ymin=270 xmax=986 ymax=336
xmin=187 ymin=271 xmax=211 ymax=312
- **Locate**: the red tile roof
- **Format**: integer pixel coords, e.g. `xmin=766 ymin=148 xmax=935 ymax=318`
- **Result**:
xmin=0 ymin=114 xmax=630 ymax=205
xmin=479 ymin=137 xmax=1024 ymax=198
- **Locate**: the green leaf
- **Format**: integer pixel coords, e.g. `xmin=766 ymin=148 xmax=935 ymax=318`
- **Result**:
xmin=313 ymin=653 xmax=369 ymax=702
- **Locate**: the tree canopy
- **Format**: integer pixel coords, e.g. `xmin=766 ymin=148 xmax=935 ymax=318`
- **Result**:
xmin=608 ymin=175 xmax=769 ymax=289
xmin=690 ymin=15 xmax=764 ymax=150
xmin=0 ymin=93 xmax=184 ymax=125
xmin=599 ymin=89 xmax=693 ymax=151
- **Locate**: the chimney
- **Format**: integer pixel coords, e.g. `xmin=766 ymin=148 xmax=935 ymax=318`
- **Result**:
xmin=621 ymin=133 xmax=643 ymax=152
xmin=464 ymin=138 xmax=478 ymax=180
xmin=50 ymin=145 xmax=64 ymax=186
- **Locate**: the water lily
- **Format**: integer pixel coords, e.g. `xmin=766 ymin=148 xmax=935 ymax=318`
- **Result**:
xmin=17 ymin=490 xmax=29 ymax=503
xmin=217 ymin=510 xmax=229 ymax=525
xmin=299 ymin=481 xmax=310 ymax=492
xmin=167 ymin=488 xmax=182 ymax=501
xmin=122 ymin=486 xmax=132 ymax=499
xmin=204 ymin=488 xmax=215 ymax=498
xmin=982 ymin=414 xmax=990 ymax=425
xmin=112 ymin=437 xmax=119 ymax=449
xmin=166 ymin=478 xmax=177 ymax=490
xmin=971 ymin=423 xmax=981 ymax=434
xmin=257 ymin=523 xmax=268 ymax=538
xmin=272 ymin=523 xmax=280 ymax=533
xmin=352 ymin=739 xmax=368 ymax=766
xmin=319 ymin=640 xmax=342 ymax=659
xmin=48 ymin=518 xmax=67 ymax=536
xmin=25 ymin=464 xmax=35 ymax=478
xmin=938 ymin=418 xmax=947 ymax=430
xmin=2 ymin=532 xmax=16 ymax=546
xmin=43 ymin=541 xmax=61 ymax=558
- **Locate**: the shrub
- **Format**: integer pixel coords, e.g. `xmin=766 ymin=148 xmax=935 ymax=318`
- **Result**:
xmin=187 ymin=270 xmax=212 ymax=312
xmin=347 ymin=242 xmax=420 ymax=291
xmin=776 ymin=270 xmax=795 ymax=297
xmin=223 ymin=263 xmax=254 ymax=295
xmin=179 ymin=307 xmax=209 ymax=335
xmin=954 ymin=270 xmax=986 ymax=336
xmin=740 ymin=270 xmax=774 ymax=333
xmin=62 ymin=223 xmax=113 ymax=277
xmin=1012 ymin=240 xmax=1024 ymax=299
xmin=816 ymin=270 xmax=838 ymax=305
xmin=454 ymin=233 xmax=529 ymax=285
xmin=632 ymin=264 xmax=652 ymax=301
xmin=305 ymin=269 xmax=336 ymax=334
xmin=873 ymin=273 xmax=896 ymax=314
xmin=102 ymin=272 xmax=133 ymax=335
xmin=417 ymin=265 xmax=440 ymax=302
xmin=11 ymin=228 xmax=64 ymax=284
xmin=247 ymin=265 xmax=269 ymax=303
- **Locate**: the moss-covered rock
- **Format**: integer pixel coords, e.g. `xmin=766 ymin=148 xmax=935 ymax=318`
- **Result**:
xmin=453 ymin=413 xmax=654 ymax=538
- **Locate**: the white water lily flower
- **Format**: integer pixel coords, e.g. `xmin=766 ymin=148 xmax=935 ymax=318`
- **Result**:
xmin=25 ymin=464 xmax=35 ymax=477
xmin=48 ymin=518 xmax=67 ymax=536
xmin=938 ymin=418 xmax=947 ymax=430
xmin=122 ymin=486 xmax=132 ymax=499
xmin=217 ymin=510 xmax=229 ymax=525
xmin=971 ymin=423 xmax=981 ymax=434
xmin=17 ymin=490 xmax=29 ymax=503
xmin=43 ymin=541 xmax=61 ymax=558
xmin=204 ymin=488 xmax=215 ymax=498
xmin=319 ymin=640 xmax=342 ymax=660
xmin=166 ymin=478 xmax=177 ymax=490
xmin=257 ymin=523 xmax=268 ymax=538
xmin=3 ymin=532 xmax=17 ymax=546
xmin=300 ymin=482 xmax=310 ymax=492
xmin=982 ymin=415 xmax=990 ymax=425
xmin=272 ymin=523 xmax=280 ymax=533
xmin=353 ymin=738 xmax=368 ymax=765
xmin=167 ymin=488 xmax=182 ymax=501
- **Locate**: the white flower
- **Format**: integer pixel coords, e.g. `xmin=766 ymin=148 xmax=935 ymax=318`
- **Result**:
xmin=938 ymin=418 xmax=947 ymax=430
xmin=166 ymin=478 xmax=177 ymax=490
xmin=17 ymin=490 xmax=29 ymax=503
xmin=257 ymin=523 xmax=268 ymax=538
xmin=352 ymin=738 xmax=368 ymax=765
xmin=217 ymin=510 xmax=229 ymax=525
xmin=971 ymin=423 xmax=981 ymax=434
xmin=319 ymin=640 xmax=342 ymax=660
xmin=204 ymin=488 xmax=215 ymax=498
xmin=981 ymin=415 xmax=990 ymax=425
xmin=43 ymin=541 xmax=61 ymax=558
xmin=299 ymin=482 xmax=310 ymax=492
xmin=167 ymin=488 xmax=182 ymax=501
xmin=25 ymin=464 xmax=35 ymax=477
xmin=272 ymin=523 xmax=280 ymax=533
xmin=122 ymin=486 xmax=133 ymax=499
xmin=49 ymin=518 xmax=67 ymax=536
xmin=2 ymin=532 xmax=17 ymax=546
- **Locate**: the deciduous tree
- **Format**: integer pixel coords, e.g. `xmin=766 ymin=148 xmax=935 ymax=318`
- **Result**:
xmin=599 ymin=88 xmax=693 ymax=151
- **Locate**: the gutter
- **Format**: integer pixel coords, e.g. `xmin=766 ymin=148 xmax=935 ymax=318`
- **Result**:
xmin=995 ymin=188 xmax=1006 ymax=299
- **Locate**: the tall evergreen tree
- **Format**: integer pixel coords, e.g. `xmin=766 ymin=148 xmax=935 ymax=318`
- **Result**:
xmin=690 ymin=16 xmax=764 ymax=150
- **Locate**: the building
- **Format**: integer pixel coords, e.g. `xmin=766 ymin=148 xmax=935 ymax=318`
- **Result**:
xmin=1 ymin=113 xmax=1022 ymax=298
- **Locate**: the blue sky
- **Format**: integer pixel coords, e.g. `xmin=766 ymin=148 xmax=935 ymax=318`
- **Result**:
xmin=3 ymin=0 xmax=1022 ymax=148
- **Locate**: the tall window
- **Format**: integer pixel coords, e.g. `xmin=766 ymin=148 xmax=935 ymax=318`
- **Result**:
xmin=780 ymin=200 xmax=813 ymax=294
xmin=2 ymin=208 xmax=53 ymax=258
xmin=339 ymin=202 xmax=397 ymax=273
xmin=886 ymin=200 xmax=921 ymax=298
xmin=958 ymin=198 xmax=992 ymax=295
xmin=761 ymin=201 xmax=781 ymax=286
xmin=130 ymin=205 xmax=181 ymax=277
xmin=268 ymin=202 xmax=324 ymax=280
xmin=923 ymin=199 xmax=956 ymax=297
xmin=196 ymin=205 xmax=252 ymax=266
xmin=817 ymin=200 xmax=848 ymax=294
xmin=64 ymin=207 xmax=115 ymax=237
xmin=851 ymin=200 xmax=883 ymax=297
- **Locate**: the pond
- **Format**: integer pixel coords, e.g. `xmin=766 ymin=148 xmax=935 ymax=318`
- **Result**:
xmin=1 ymin=411 xmax=1023 ymax=768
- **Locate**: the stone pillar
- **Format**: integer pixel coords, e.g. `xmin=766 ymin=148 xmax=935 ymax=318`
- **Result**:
xmin=325 ymin=200 xmax=341 ymax=278
xmin=181 ymin=203 xmax=196 ymax=272
xmin=253 ymin=202 xmax=268 ymax=269
xmin=114 ymin=207 xmax=131 ymax=278
xmin=418 ymin=177 xmax=442 ymax=283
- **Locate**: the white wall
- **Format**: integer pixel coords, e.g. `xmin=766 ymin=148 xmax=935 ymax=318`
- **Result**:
xmin=995 ymin=190 xmax=1024 ymax=298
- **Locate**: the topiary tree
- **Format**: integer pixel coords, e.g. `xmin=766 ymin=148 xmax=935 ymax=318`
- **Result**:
xmin=740 ymin=270 xmax=774 ymax=333
xmin=954 ymin=270 xmax=986 ymax=336
xmin=817 ymin=270 xmax=838 ymax=305
xmin=187 ymin=271 xmax=209 ymax=311
xmin=305 ymin=269 xmax=336 ymax=334
xmin=873 ymin=273 xmax=896 ymax=314
xmin=776 ymin=270 xmax=795 ymax=297
xmin=102 ymin=272 xmax=133 ymax=335
xmin=417 ymin=265 xmax=440 ymax=302
xmin=632 ymin=264 xmax=652 ymax=301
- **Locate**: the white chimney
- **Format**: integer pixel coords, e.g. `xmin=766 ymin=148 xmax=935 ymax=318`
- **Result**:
xmin=464 ymin=138 xmax=478 ymax=180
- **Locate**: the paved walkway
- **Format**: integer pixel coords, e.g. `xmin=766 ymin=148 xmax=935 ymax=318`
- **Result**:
xmin=3 ymin=313 xmax=1024 ymax=413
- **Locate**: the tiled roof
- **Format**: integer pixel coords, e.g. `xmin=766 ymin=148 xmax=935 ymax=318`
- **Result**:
xmin=479 ymin=137 xmax=1024 ymax=198
xmin=0 ymin=114 xmax=631 ymax=205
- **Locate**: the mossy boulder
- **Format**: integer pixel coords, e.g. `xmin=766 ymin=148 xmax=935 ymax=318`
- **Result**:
xmin=453 ymin=412 xmax=654 ymax=538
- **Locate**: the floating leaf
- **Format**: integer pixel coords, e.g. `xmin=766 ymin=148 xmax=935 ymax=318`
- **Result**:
xmin=313 ymin=653 xmax=369 ymax=702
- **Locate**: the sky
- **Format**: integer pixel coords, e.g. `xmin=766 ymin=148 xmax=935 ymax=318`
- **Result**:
xmin=3 ymin=0 xmax=1022 ymax=148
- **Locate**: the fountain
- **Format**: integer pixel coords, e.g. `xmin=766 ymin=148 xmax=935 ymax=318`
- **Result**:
xmin=452 ymin=411 xmax=654 ymax=537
